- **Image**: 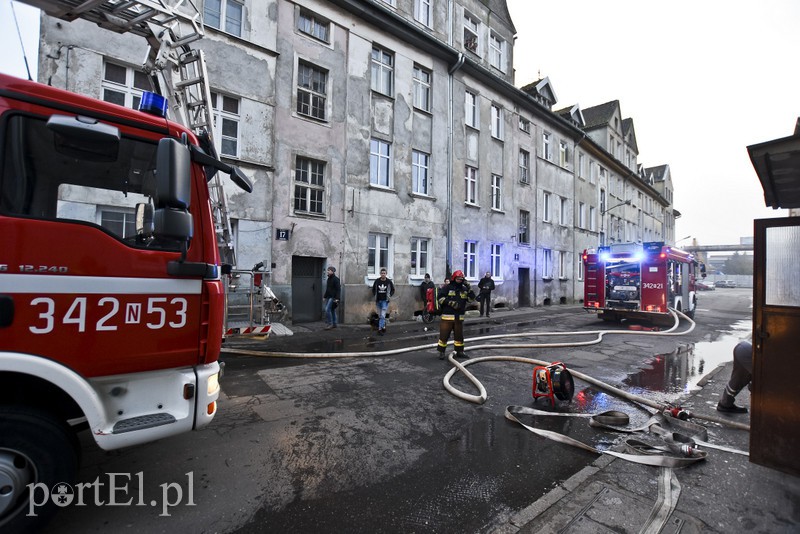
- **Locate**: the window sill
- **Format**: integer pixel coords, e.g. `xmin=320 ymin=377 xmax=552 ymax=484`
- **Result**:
xmin=490 ymin=208 xmax=505 ymax=214
xmin=369 ymin=184 xmax=396 ymax=193
xmin=464 ymin=202 xmax=480 ymax=209
xmin=410 ymin=192 xmax=436 ymax=201
xmin=558 ymin=277 xmax=569 ymax=281
xmin=542 ymin=277 xmax=554 ymax=282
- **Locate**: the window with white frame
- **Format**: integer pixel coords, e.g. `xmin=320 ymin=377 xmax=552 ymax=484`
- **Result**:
xmin=101 ymin=61 xmax=150 ymax=110
xmin=297 ymin=9 xmax=330 ymax=42
xmin=297 ymin=61 xmax=328 ymax=121
xmin=559 ymin=141 xmax=568 ymax=167
xmin=210 ymin=92 xmax=240 ymax=157
xmin=519 ymin=210 xmax=530 ymax=244
xmin=578 ymin=257 xmax=584 ymax=280
xmin=100 ymin=208 xmax=136 ymax=239
xmin=414 ymin=0 xmax=432 ymax=27
xmin=600 ymin=189 xmax=607 ymax=213
xmin=368 ymin=233 xmax=391 ymax=276
xmin=463 ymin=13 xmax=480 ymax=54
xmin=590 ymin=162 xmax=597 ymax=184
xmin=558 ymin=251 xmax=566 ymax=279
xmin=589 ymin=206 xmax=596 ymax=231
xmin=371 ymin=46 xmax=394 ymax=96
xmin=519 ymin=149 xmax=530 ymax=184
xmin=542 ymin=132 xmax=552 ymax=161
xmin=370 ymin=139 xmax=392 ymax=187
xmin=204 ymin=0 xmax=243 ymax=37
xmin=543 ymin=192 xmax=551 ymax=222
xmin=465 ymin=165 xmax=478 ymax=204
xmin=543 ymin=248 xmax=553 ymax=278
xmin=490 ymin=243 xmax=501 ymax=278
xmin=559 ymin=196 xmax=567 ymax=225
xmin=463 ymin=241 xmax=477 ymax=279
xmin=579 ymin=202 xmax=586 ymax=228
xmin=465 ymin=90 xmax=479 ymax=128
xmin=519 ymin=116 xmax=531 ymax=134
xmin=413 ymin=65 xmax=431 ymax=112
xmin=412 ymin=150 xmax=430 ymax=195
xmin=491 ymin=174 xmax=502 ymax=210
xmin=490 ymin=104 xmax=504 ymax=140
xmin=578 ymin=152 xmax=586 ymax=179
xmin=294 ymin=156 xmax=325 ymax=215
xmin=489 ymin=32 xmax=506 ymax=72
xmin=410 ymin=237 xmax=430 ymax=276
xmin=599 ymin=165 xmax=607 ymax=186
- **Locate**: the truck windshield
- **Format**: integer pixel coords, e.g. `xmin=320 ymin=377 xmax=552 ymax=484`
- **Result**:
xmin=0 ymin=113 xmax=181 ymax=250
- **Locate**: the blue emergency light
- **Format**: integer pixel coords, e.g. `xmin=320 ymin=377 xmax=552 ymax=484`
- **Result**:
xmin=139 ymin=91 xmax=168 ymax=118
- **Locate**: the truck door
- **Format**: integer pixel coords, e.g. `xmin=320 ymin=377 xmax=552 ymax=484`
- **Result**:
xmin=751 ymin=217 xmax=800 ymax=476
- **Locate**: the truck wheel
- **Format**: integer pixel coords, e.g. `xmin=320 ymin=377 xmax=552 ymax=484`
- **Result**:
xmin=0 ymin=407 xmax=79 ymax=534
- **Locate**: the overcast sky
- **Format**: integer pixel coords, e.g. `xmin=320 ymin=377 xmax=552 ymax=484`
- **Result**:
xmin=2 ymin=1 xmax=799 ymax=246
xmin=506 ymin=0 xmax=800 ymax=246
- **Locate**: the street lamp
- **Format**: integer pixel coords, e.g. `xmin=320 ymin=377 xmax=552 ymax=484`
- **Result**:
xmin=600 ymin=199 xmax=631 ymax=245
xmin=675 ymin=235 xmax=693 ymax=245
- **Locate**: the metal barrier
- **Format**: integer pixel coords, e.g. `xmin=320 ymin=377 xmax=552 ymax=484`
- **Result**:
xmin=223 ymin=267 xmax=284 ymax=336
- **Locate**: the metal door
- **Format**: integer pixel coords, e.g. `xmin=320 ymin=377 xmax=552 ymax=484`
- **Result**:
xmin=518 ymin=268 xmax=530 ymax=307
xmin=751 ymin=217 xmax=800 ymax=476
xmin=292 ymin=256 xmax=324 ymax=323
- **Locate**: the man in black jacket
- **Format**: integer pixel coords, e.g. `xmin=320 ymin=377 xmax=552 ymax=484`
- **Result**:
xmin=324 ymin=266 xmax=341 ymax=329
xmin=478 ymin=272 xmax=495 ymax=317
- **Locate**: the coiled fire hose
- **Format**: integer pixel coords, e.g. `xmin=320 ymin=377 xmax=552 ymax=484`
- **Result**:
xmin=224 ymin=308 xmax=748 ymax=431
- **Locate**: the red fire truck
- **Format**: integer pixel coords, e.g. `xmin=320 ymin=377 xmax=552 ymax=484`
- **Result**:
xmin=583 ymin=241 xmax=702 ymax=323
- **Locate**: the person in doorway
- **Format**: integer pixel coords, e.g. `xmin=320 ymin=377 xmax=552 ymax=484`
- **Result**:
xmin=323 ymin=266 xmax=341 ymax=330
xmin=717 ymin=340 xmax=752 ymax=413
xmin=478 ymin=271 xmax=495 ymax=317
xmin=371 ymin=268 xmax=395 ymax=335
xmin=437 ymin=270 xmax=475 ymax=359
xmin=420 ymin=273 xmax=436 ymax=314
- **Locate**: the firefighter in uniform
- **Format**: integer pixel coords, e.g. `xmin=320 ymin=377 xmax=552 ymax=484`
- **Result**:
xmin=437 ymin=270 xmax=475 ymax=359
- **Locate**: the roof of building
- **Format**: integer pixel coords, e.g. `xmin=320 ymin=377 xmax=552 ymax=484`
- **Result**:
xmin=581 ymin=100 xmax=620 ymax=129
xmin=485 ymin=0 xmax=516 ymax=33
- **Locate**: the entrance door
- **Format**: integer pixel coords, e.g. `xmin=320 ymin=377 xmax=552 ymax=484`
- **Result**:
xmin=518 ymin=268 xmax=530 ymax=308
xmin=292 ymin=256 xmax=324 ymax=323
xmin=751 ymin=218 xmax=800 ymax=476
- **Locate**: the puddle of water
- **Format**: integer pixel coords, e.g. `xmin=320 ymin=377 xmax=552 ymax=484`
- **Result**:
xmin=622 ymin=319 xmax=752 ymax=403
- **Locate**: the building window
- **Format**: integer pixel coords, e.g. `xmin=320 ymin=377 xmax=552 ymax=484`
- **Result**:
xmin=489 ymin=32 xmax=506 ymax=72
xmin=542 ymin=132 xmax=552 ymax=161
xmin=559 ymin=196 xmax=568 ymax=226
xmin=100 ymin=209 xmax=136 ymax=239
xmin=370 ymin=139 xmax=392 ymax=187
xmin=559 ymin=141 xmax=568 ymax=167
xmin=491 ymin=174 xmax=503 ymax=210
xmin=589 ymin=206 xmax=596 ymax=231
xmin=101 ymin=61 xmax=150 ymax=110
xmin=543 ymin=192 xmax=551 ymax=222
xmin=465 ymin=166 xmax=478 ymax=205
xmin=490 ymin=244 xmax=501 ymax=278
xmin=371 ymin=46 xmax=394 ymax=96
xmin=543 ymin=248 xmax=553 ymax=278
xmin=600 ymin=189 xmax=607 ymax=213
xmin=297 ymin=61 xmax=328 ymax=121
xmin=463 ymin=13 xmax=480 ymax=54
xmin=519 ymin=210 xmax=530 ymax=244
xmin=490 ymin=104 xmax=504 ymax=140
xmin=519 ymin=116 xmax=531 ymax=134
xmin=519 ymin=149 xmax=530 ymax=184
xmin=463 ymin=241 xmax=477 ymax=279
xmin=297 ymin=9 xmax=330 ymax=42
xmin=210 ymin=92 xmax=240 ymax=157
xmin=578 ymin=152 xmax=586 ymax=179
xmin=558 ymin=251 xmax=566 ymax=279
xmin=368 ymin=233 xmax=391 ymax=276
xmin=294 ymin=156 xmax=325 ymax=215
xmin=413 ymin=0 xmax=432 ymax=27
xmin=204 ymin=0 xmax=243 ymax=37
xmin=413 ymin=65 xmax=431 ymax=112
xmin=411 ymin=237 xmax=430 ymax=276
xmin=599 ymin=165 xmax=607 ymax=186
xmin=579 ymin=202 xmax=586 ymax=229
xmin=465 ymin=90 xmax=479 ymax=128
xmin=412 ymin=150 xmax=430 ymax=195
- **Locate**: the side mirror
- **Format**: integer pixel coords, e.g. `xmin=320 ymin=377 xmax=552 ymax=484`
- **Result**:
xmin=230 ymin=166 xmax=253 ymax=193
xmin=156 ymin=138 xmax=191 ymax=209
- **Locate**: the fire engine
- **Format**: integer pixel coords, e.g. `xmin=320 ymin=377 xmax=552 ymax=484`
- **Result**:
xmin=583 ymin=241 xmax=703 ymax=323
xmin=0 ymin=1 xmax=256 ymax=531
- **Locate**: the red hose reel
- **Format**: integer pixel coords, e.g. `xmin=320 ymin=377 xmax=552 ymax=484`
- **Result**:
xmin=532 ymin=361 xmax=575 ymax=406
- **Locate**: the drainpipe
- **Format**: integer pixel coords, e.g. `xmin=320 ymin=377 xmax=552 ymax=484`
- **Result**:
xmin=447 ymin=49 xmax=464 ymax=275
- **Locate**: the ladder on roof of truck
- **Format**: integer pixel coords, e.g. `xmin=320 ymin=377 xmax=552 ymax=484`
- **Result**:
xmin=21 ymin=0 xmax=237 ymax=267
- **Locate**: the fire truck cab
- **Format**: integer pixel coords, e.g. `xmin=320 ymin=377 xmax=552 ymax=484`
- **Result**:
xmin=583 ymin=241 xmax=702 ymax=324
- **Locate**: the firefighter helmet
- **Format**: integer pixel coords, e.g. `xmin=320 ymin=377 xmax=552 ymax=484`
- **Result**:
xmin=452 ymin=270 xmax=465 ymax=280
